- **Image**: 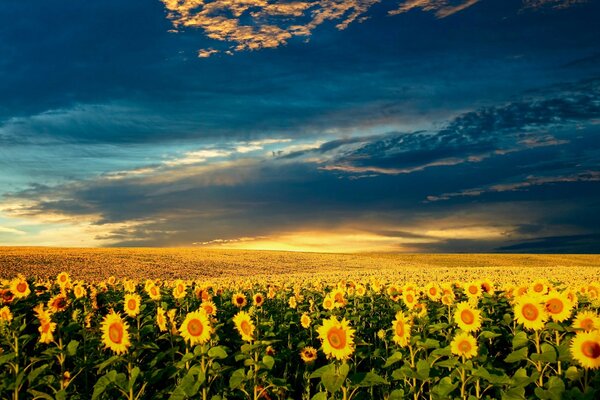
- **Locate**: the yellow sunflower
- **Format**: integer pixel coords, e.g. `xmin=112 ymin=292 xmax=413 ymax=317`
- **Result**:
xmin=530 ymin=280 xmax=548 ymax=296
xmin=56 ymin=272 xmax=71 ymax=289
xmin=451 ymin=332 xmax=478 ymax=359
xmin=123 ymin=293 xmax=141 ymax=318
xmin=454 ymin=302 xmax=482 ymax=332
xmin=48 ymin=294 xmax=69 ymax=313
xmin=179 ymin=310 xmax=213 ymax=345
xmin=73 ymin=284 xmax=87 ymax=299
xmin=10 ymin=275 xmax=30 ymax=299
xmin=146 ymin=284 xmax=161 ymax=301
xmin=101 ymin=311 xmax=131 ymax=354
xmin=232 ymin=293 xmax=247 ymax=308
xmin=425 ymin=283 xmax=441 ymax=301
xmin=573 ymin=310 xmax=600 ymax=332
xmin=571 ymin=330 xmax=600 ymax=369
xmin=317 ymin=316 xmax=355 ymax=361
xmin=481 ymin=279 xmax=495 ymax=295
xmin=391 ymin=310 xmax=411 ymax=347
xmin=300 ymin=313 xmax=311 ymax=329
xmin=322 ymin=294 xmax=335 ymax=311
xmin=288 ymin=296 xmax=297 ymax=309
xmin=544 ymin=292 xmax=573 ymax=322
xmin=331 ymin=288 xmax=346 ymax=308
xmin=514 ymin=295 xmax=548 ymax=331
xmin=156 ymin=307 xmax=167 ymax=332
xmin=123 ymin=280 xmax=137 ymax=293
xmin=253 ymin=293 xmax=265 ymax=307
xmin=442 ymin=294 xmax=455 ymax=306
xmin=201 ymin=300 xmax=217 ymax=316
xmin=355 ymin=284 xmax=366 ymax=297
xmin=38 ymin=317 xmax=57 ymax=344
xmin=0 ymin=306 xmax=13 ymax=323
xmin=464 ymin=281 xmax=482 ymax=300
xmin=172 ymin=280 xmax=187 ymax=300
xmin=402 ymin=290 xmax=418 ymax=310
xmin=300 ymin=346 xmax=318 ymax=363
xmin=233 ymin=311 xmax=255 ymax=342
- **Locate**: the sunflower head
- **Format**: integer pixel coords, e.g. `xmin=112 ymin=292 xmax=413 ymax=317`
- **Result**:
xmin=253 ymin=293 xmax=265 ymax=307
xmin=101 ymin=311 xmax=131 ymax=354
xmin=300 ymin=346 xmax=318 ymax=363
xmin=156 ymin=307 xmax=167 ymax=332
xmin=0 ymin=306 xmax=13 ymax=323
xmin=124 ymin=294 xmax=141 ymax=317
xmin=56 ymin=272 xmax=71 ymax=289
xmin=571 ymin=330 xmax=600 ymax=369
xmin=201 ymin=300 xmax=217 ymax=316
xmin=392 ymin=311 xmax=411 ymax=348
xmin=514 ymin=295 xmax=548 ymax=331
xmin=233 ymin=311 xmax=255 ymax=342
xmin=179 ymin=310 xmax=213 ymax=345
xmin=322 ymin=295 xmax=334 ymax=311
xmin=454 ymin=302 xmax=482 ymax=332
xmin=48 ymin=294 xmax=69 ymax=313
xmin=544 ymin=292 xmax=573 ymax=322
xmin=147 ymin=284 xmax=161 ymax=301
xmin=232 ymin=293 xmax=247 ymax=308
xmin=316 ymin=316 xmax=355 ymax=361
xmin=451 ymin=332 xmax=478 ymax=359
xmin=10 ymin=275 xmax=30 ymax=299
xmin=573 ymin=310 xmax=600 ymax=332
xmin=300 ymin=313 xmax=311 ymax=329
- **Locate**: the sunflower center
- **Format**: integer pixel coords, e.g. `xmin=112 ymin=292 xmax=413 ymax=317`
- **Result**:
xmin=407 ymin=294 xmax=414 ymax=303
xmin=468 ymin=286 xmax=477 ymax=294
xmin=461 ymin=310 xmax=475 ymax=324
xmin=581 ymin=318 xmax=594 ymax=330
xmin=327 ymin=327 xmax=347 ymax=349
xmin=236 ymin=297 xmax=244 ymax=305
xmin=395 ymin=321 xmax=405 ymax=337
xmin=458 ymin=340 xmax=471 ymax=353
xmin=522 ymin=303 xmax=539 ymax=321
xmin=109 ymin=322 xmax=123 ymax=344
xmin=533 ymin=283 xmax=543 ymax=292
xmin=187 ymin=319 xmax=203 ymax=336
xmin=546 ymin=299 xmax=563 ymax=314
xmin=16 ymin=282 xmax=27 ymax=293
xmin=582 ymin=341 xmax=600 ymax=359
xmin=41 ymin=322 xmax=51 ymax=333
xmin=127 ymin=299 xmax=137 ymax=310
xmin=177 ymin=284 xmax=184 ymax=292
xmin=241 ymin=320 xmax=252 ymax=335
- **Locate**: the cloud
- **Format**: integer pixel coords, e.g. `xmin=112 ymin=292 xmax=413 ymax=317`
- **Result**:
xmin=0 ymin=226 xmax=26 ymax=235
xmin=389 ymin=0 xmax=480 ymax=18
xmin=522 ymin=0 xmax=588 ymax=10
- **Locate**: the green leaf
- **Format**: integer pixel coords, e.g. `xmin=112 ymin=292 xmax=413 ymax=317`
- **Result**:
xmin=229 ymin=369 xmax=246 ymax=390
xmin=501 ymin=387 xmax=525 ymax=400
xmin=310 ymin=364 xmax=335 ymax=379
xmin=92 ymin=370 xmax=117 ymax=400
xmin=431 ymin=377 xmax=458 ymax=399
xmin=348 ymin=372 xmax=388 ymax=387
xmin=322 ymin=363 xmax=349 ymax=393
xmin=311 ymin=392 xmax=328 ymax=400
xmin=545 ymin=322 xmax=565 ymax=332
xmin=0 ymin=353 xmax=16 ymax=366
xmin=55 ymin=390 xmax=67 ymax=400
xmin=531 ymin=343 xmax=558 ymax=363
xmin=389 ymin=389 xmax=405 ymax=400
xmin=480 ymin=331 xmax=501 ymax=340
xmin=262 ymin=355 xmax=275 ymax=370
xmin=27 ymin=390 xmax=54 ymax=400
xmin=66 ymin=340 xmax=79 ymax=357
xmin=129 ymin=367 xmax=140 ymax=391
xmin=419 ymin=338 xmax=440 ymax=349
xmin=383 ymin=352 xmax=403 ymax=368
xmin=27 ymin=364 xmax=48 ymax=385
xmin=431 ymin=347 xmax=452 ymax=357
xmin=504 ymin=347 xmax=528 ymax=363
xmin=416 ymin=359 xmax=430 ymax=380
xmin=512 ymin=331 xmax=529 ymax=350
xmin=96 ymin=355 xmax=121 ymax=373
xmin=566 ymin=366 xmax=582 ymax=381
xmin=208 ymin=346 xmax=228 ymax=360
xmin=473 ymin=367 xmax=511 ymax=385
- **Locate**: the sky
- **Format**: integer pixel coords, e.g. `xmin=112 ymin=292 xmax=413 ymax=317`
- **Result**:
xmin=0 ymin=0 xmax=599 ymax=252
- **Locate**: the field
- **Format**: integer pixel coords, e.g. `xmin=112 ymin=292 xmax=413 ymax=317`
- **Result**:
xmin=1 ymin=248 xmax=600 ymax=399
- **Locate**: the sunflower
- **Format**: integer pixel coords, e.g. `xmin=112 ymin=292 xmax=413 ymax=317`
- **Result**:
xmin=391 ymin=311 xmax=411 ymax=347
xmin=172 ymin=280 xmax=187 ymax=300
xmin=481 ymin=280 xmax=495 ymax=295
xmin=233 ymin=311 xmax=255 ymax=342
xmin=425 ymin=283 xmax=441 ymax=301
xmin=322 ymin=295 xmax=335 ymax=311
xmin=10 ymin=275 xmax=30 ymax=299
xmin=573 ymin=310 xmax=600 ymax=332
xmin=514 ymin=295 xmax=548 ymax=331
xmin=0 ymin=289 xmax=14 ymax=304
xmin=355 ymin=284 xmax=366 ymax=297
xmin=300 ymin=346 xmax=318 ymax=363
xmin=331 ymin=288 xmax=346 ymax=308
xmin=123 ymin=280 xmax=137 ymax=293
xmin=288 ymin=296 xmax=297 ymax=309
xmin=101 ymin=311 xmax=131 ymax=354
xmin=464 ymin=281 xmax=482 ymax=300
xmin=73 ymin=284 xmax=87 ymax=299
xmin=48 ymin=294 xmax=69 ymax=313
xmin=0 ymin=306 xmax=13 ymax=323
xmin=454 ymin=302 xmax=482 ymax=332
xmin=442 ymin=294 xmax=455 ymax=306
xmin=544 ymin=292 xmax=573 ymax=322
xmin=530 ymin=280 xmax=548 ymax=296
xmin=451 ymin=332 xmax=478 ymax=359
xmin=317 ymin=316 xmax=355 ymax=361
xmin=146 ymin=284 xmax=161 ymax=301
xmin=232 ymin=293 xmax=247 ymax=308
xmin=300 ymin=313 xmax=311 ymax=329
xmin=413 ymin=303 xmax=427 ymax=318
xmin=571 ymin=330 xmax=600 ymax=369
xmin=201 ymin=300 xmax=217 ymax=316
xmin=253 ymin=293 xmax=265 ymax=307
xmin=124 ymin=294 xmax=141 ymax=318
xmin=156 ymin=307 xmax=167 ymax=332
xmin=402 ymin=290 xmax=418 ymax=310
xmin=56 ymin=272 xmax=71 ymax=289
xmin=38 ymin=317 xmax=57 ymax=344
xmin=179 ymin=310 xmax=213 ymax=345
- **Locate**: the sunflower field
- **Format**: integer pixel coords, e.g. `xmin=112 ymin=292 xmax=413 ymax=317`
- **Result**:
xmin=1 ymin=273 xmax=600 ymax=399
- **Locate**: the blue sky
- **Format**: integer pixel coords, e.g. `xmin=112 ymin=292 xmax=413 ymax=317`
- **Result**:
xmin=0 ymin=0 xmax=598 ymax=252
